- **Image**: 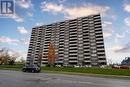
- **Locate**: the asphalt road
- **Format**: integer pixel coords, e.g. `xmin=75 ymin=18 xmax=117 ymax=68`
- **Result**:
xmin=0 ymin=70 xmax=130 ymax=87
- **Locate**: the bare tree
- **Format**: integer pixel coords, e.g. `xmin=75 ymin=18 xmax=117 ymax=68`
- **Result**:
xmin=20 ymin=57 xmax=26 ymax=64
xmin=107 ymin=58 xmax=113 ymax=66
xmin=0 ymin=48 xmax=17 ymax=65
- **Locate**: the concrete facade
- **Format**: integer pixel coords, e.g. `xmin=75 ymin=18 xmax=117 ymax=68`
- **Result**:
xmin=26 ymin=14 xmax=107 ymax=67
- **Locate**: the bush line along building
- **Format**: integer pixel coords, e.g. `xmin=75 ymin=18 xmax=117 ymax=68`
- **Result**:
xmin=26 ymin=14 xmax=107 ymax=67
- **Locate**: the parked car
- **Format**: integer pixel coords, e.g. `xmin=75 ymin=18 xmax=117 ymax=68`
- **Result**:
xmin=22 ymin=64 xmax=41 ymax=73
xmin=112 ymin=65 xmax=120 ymax=69
xmin=56 ymin=65 xmax=62 ymax=67
xmin=74 ymin=65 xmax=80 ymax=68
xmin=112 ymin=65 xmax=129 ymax=69
xmin=100 ymin=65 xmax=107 ymax=68
xmin=120 ymin=65 xmax=129 ymax=69
xmin=84 ymin=65 xmax=92 ymax=68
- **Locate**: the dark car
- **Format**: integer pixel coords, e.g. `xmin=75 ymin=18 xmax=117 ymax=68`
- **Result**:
xmin=22 ymin=64 xmax=41 ymax=73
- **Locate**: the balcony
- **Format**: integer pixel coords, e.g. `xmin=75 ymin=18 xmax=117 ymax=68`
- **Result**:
xmin=84 ymin=60 xmax=91 ymax=62
xmin=96 ymin=44 xmax=104 ymax=47
xmin=83 ymin=43 xmax=90 ymax=45
xmin=59 ymin=34 xmax=64 ymax=36
xmin=94 ymin=18 xmax=101 ymax=22
xmin=94 ymin=21 xmax=101 ymax=24
xmin=84 ymin=45 xmax=90 ymax=48
xmin=93 ymin=15 xmax=100 ymax=18
xmin=84 ymin=54 xmax=90 ymax=57
xmin=59 ymin=36 xmax=64 ymax=39
xmin=69 ymin=35 xmax=77 ymax=38
xmin=58 ymin=53 xmax=64 ymax=56
xmin=69 ymin=20 xmax=77 ymax=24
xmin=69 ymin=29 xmax=77 ymax=32
xmin=96 ymin=41 xmax=104 ymax=44
xmin=82 ymin=20 xmax=88 ymax=24
xmin=95 ymin=27 xmax=102 ymax=30
xmin=69 ymin=50 xmax=78 ymax=52
xmin=98 ymin=56 xmax=105 ymax=58
xmin=82 ymin=18 xmax=88 ymax=21
xmin=69 ymin=60 xmax=78 ymax=62
xmin=69 ymin=39 xmax=77 ymax=41
xmin=69 ymin=46 xmax=77 ymax=49
xmin=82 ymin=23 xmax=89 ymax=27
xmin=69 ymin=25 xmax=77 ymax=29
xmin=84 ymin=52 xmax=90 ymax=55
xmin=42 ymin=61 xmax=48 ymax=63
xmin=98 ymin=60 xmax=106 ymax=62
xmin=69 ymin=31 xmax=77 ymax=35
xmin=97 ymin=52 xmax=105 ymax=54
xmin=94 ymin=24 xmax=102 ymax=27
xmin=96 ymin=37 xmax=103 ymax=41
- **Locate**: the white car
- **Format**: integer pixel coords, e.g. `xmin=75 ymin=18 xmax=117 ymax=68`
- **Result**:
xmin=85 ymin=65 xmax=92 ymax=68
xmin=74 ymin=65 xmax=80 ymax=68
xmin=56 ymin=65 xmax=62 ymax=67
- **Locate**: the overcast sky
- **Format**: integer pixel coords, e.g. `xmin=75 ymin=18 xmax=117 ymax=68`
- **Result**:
xmin=0 ymin=0 xmax=130 ymax=64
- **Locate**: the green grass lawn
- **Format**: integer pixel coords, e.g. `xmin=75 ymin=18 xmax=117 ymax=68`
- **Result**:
xmin=0 ymin=65 xmax=130 ymax=77
xmin=0 ymin=64 xmax=23 ymax=71
xmin=41 ymin=67 xmax=130 ymax=76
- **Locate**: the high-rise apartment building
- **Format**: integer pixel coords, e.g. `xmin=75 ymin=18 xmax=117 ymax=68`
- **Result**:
xmin=26 ymin=14 xmax=107 ymax=67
